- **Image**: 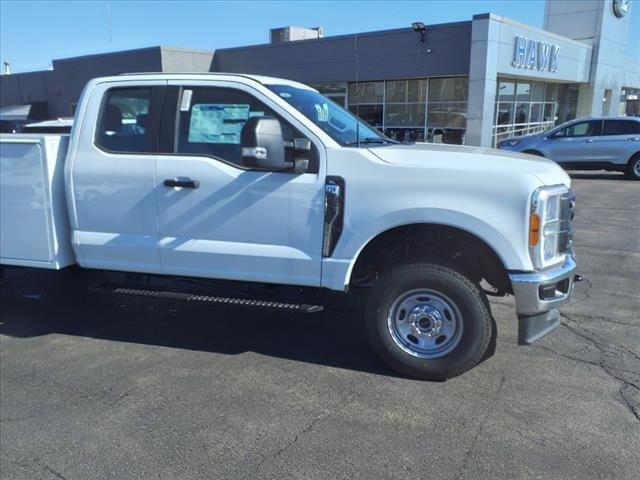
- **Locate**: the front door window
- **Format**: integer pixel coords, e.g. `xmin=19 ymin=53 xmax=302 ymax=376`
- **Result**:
xmin=556 ymin=120 xmax=602 ymax=137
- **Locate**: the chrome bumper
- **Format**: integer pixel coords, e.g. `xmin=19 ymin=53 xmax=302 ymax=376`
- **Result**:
xmin=509 ymin=256 xmax=577 ymax=345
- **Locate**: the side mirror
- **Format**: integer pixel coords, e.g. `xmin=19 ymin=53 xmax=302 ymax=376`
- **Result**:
xmin=241 ymin=117 xmax=286 ymax=170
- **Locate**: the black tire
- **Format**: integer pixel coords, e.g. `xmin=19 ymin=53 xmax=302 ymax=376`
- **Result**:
xmin=364 ymin=263 xmax=493 ymax=380
xmin=627 ymin=154 xmax=640 ymax=180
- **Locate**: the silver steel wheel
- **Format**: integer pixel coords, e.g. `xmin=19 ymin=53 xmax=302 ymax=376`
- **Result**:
xmin=387 ymin=289 xmax=463 ymax=359
xmin=634 ymin=159 xmax=640 ymax=177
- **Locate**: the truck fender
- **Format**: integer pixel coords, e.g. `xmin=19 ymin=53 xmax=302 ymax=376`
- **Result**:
xmin=321 ymin=208 xmax=527 ymax=291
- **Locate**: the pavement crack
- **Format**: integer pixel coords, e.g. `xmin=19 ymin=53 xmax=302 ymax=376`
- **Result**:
xmin=456 ymin=373 xmax=506 ymax=477
xmin=562 ymin=311 xmax=640 ymax=329
xmin=274 ymin=412 xmax=327 ymax=458
xmin=620 ymin=384 xmax=640 ymax=421
xmin=580 ymin=277 xmax=593 ymax=299
xmin=35 ymin=458 xmax=68 ymax=480
xmin=556 ymin=315 xmax=640 ymax=423
xmin=562 ymin=318 xmax=640 ymax=364
xmin=110 ymin=386 xmax=135 ymax=407
xmin=252 ymin=391 xmax=356 ymax=476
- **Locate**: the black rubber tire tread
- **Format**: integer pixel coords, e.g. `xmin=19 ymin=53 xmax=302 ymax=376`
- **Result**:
xmin=626 ymin=153 xmax=640 ymax=180
xmin=364 ymin=262 xmax=493 ymax=381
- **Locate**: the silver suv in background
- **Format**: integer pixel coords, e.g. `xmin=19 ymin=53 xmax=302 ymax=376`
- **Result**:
xmin=498 ymin=117 xmax=640 ymax=180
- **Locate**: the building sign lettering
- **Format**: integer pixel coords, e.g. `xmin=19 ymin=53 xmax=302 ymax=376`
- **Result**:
xmin=512 ymin=35 xmax=560 ymax=73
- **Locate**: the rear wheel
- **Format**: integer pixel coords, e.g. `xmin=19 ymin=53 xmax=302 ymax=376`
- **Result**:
xmin=627 ymin=154 xmax=640 ymax=180
xmin=364 ymin=263 xmax=493 ymax=380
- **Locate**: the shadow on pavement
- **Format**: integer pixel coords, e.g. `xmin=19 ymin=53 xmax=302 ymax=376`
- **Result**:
xmin=569 ymin=171 xmax=631 ymax=181
xmin=1 ymin=267 xmax=497 ymax=379
xmin=0 ymin=267 xmax=394 ymax=377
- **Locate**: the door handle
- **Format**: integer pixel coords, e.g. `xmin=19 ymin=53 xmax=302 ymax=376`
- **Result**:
xmin=583 ymin=138 xmax=594 ymax=143
xmin=628 ymin=137 xmax=640 ymax=141
xmin=164 ymin=178 xmax=200 ymax=188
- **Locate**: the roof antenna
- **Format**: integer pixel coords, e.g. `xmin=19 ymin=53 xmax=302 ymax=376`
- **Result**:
xmin=106 ymin=1 xmax=113 ymax=43
xmin=354 ymin=34 xmax=359 ymax=147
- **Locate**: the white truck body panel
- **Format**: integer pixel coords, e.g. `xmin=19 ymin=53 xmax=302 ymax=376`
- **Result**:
xmin=0 ymin=72 xmax=580 ymax=375
xmin=318 ymin=145 xmax=570 ymax=290
xmin=1 ymin=73 xmax=571 ymax=291
xmin=0 ymin=134 xmax=75 ymax=269
xmin=153 ymin=79 xmax=327 ymax=286
xmin=67 ymin=79 xmax=166 ymax=274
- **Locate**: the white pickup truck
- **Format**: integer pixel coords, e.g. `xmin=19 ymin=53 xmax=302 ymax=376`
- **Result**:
xmin=0 ymin=73 xmax=579 ymax=379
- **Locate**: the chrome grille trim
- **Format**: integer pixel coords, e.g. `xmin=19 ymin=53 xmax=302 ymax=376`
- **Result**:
xmin=559 ymin=189 xmax=575 ymax=255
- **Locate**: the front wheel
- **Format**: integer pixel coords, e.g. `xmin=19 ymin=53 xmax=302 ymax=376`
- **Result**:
xmin=627 ymin=154 xmax=640 ymax=180
xmin=364 ymin=263 xmax=494 ymax=380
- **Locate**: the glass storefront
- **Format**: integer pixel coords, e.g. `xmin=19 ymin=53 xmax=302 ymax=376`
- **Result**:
xmin=493 ymin=78 xmax=579 ymax=146
xmin=426 ymin=77 xmax=468 ymax=144
xmin=311 ymin=77 xmax=587 ymax=148
xmin=347 ymin=77 xmax=468 ymax=144
xmin=308 ymin=82 xmax=349 ymax=108
xmin=312 ymin=77 xmax=468 ymax=144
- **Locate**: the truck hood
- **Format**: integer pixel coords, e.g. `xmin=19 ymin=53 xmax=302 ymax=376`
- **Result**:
xmin=369 ymin=142 xmax=570 ymax=187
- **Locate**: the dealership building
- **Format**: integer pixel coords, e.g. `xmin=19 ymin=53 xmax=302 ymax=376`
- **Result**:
xmin=1 ymin=0 xmax=639 ymax=147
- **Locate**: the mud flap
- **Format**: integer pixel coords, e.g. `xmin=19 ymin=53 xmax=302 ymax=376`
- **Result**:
xmin=518 ymin=309 xmax=561 ymax=345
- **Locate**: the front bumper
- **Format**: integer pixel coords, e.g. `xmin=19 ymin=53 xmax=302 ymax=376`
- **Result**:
xmin=509 ymin=256 xmax=577 ymax=345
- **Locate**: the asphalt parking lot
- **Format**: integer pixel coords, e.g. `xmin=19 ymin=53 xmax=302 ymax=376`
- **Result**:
xmin=1 ymin=172 xmax=639 ymax=480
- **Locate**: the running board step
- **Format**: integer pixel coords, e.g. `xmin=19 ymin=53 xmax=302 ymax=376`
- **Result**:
xmin=92 ymin=283 xmax=324 ymax=313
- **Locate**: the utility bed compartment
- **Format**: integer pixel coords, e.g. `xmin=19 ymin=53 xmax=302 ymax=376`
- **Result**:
xmin=0 ymin=134 xmax=75 ymax=269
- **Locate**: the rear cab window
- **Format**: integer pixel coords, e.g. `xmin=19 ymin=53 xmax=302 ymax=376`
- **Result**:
xmin=95 ymin=87 xmax=160 ymax=153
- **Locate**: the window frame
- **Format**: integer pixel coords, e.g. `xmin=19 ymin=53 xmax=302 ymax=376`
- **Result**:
xmin=93 ymin=85 xmax=165 ymax=155
xmin=601 ymin=119 xmax=640 ymax=136
xmin=554 ymin=120 xmax=603 ymax=138
xmin=159 ymin=83 xmax=320 ymax=174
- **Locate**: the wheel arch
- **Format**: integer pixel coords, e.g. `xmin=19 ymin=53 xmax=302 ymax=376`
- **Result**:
xmin=342 ymin=221 xmax=515 ymax=293
xmin=522 ymin=149 xmax=545 ymax=157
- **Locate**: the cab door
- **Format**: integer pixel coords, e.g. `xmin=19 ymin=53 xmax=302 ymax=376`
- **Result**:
xmin=592 ymin=120 xmax=640 ymax=165
xmin=69 ymin=81 xmax=165 ymax=273
xmin=154 ymin=81 xmax=326 ymax=286
xmin=548 ymin=120 xmax=603 ymax=164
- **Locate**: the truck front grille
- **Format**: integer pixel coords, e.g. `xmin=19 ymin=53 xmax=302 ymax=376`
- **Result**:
xmin=559 ymin=189 xmax=576 ymax=255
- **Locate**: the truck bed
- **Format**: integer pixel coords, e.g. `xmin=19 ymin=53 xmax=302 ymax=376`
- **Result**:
xmin=0 ymin=134 xmax=76 ymax=269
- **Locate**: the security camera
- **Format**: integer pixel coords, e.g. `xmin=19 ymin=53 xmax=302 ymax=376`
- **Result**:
xmin=412 ymin=22 xmax=426 ymax=32
xmin=412 ymin=22 xmax=426 ymax=42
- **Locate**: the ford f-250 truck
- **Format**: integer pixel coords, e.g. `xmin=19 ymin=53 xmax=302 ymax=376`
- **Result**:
xmin=0 ymin=73 xmax=579 ymax=379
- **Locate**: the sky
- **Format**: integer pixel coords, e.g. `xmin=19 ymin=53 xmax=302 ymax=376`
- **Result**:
xmin=1 ymin=0 xmax=639 ymax=73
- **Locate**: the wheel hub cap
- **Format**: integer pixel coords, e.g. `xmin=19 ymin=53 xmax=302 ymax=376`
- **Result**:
xmin=387 ymin=289 xmax=463 ymax=359
xmin=409 ymin=305 xmax=443 ymax=337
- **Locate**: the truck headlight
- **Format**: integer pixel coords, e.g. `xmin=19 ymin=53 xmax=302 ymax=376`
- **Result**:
xmin=529 ymin=185 xmax=571 ymax=270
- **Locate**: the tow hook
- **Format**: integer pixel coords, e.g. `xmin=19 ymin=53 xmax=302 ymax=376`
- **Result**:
xmin=574 ymin=274 xmax=583 ymax=283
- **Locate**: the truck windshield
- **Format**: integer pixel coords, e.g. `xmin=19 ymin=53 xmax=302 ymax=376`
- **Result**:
xmin=266 ymin=84 xmax=395 ymax=147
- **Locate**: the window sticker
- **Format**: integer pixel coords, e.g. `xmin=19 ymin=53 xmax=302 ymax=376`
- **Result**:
xmin=314 ymin=103 xmax=329 ymax=122
xmin=188 ymin=104 xmax=251 ymax=144
xmin=180 ymin=89 xmax=193 ymax=112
